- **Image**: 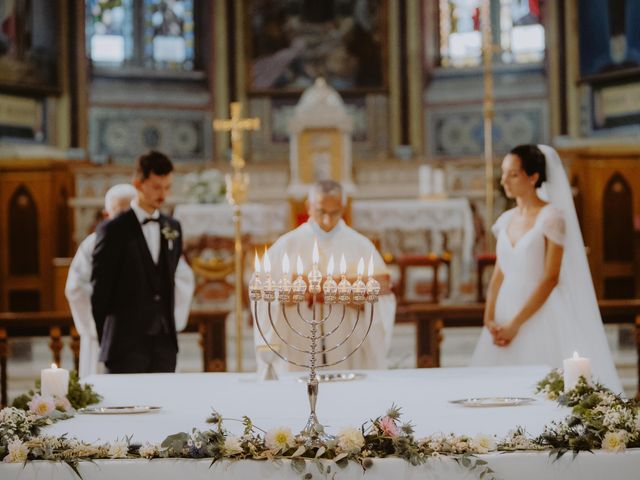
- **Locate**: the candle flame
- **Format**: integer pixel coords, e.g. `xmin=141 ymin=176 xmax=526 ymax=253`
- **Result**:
xmin=573 ymin=351 xmax=580 ymax=360
xmin=368 ymin=255 xmax=374 ymax=277
xmin=51 ymin=363 xmax=57 ymax=369
xmin=357 ymin=257 xmax=364 ymax=276
xmin=339 ymin=254 xmax=347 ymax=275
xmin=327 ymin=255 xmax=335 ymax=275
xmin=296 ymin=255 xmax=304 ymax=275
xmin=263 ymin=251 xmax=271 ymax=273
xmin=282 ymin=253 xmax=290 ymax=274
xmin=312 ymin=239 xmax=319 ymax=265
xmin=254 ymin=251 xmax=261 ymax=273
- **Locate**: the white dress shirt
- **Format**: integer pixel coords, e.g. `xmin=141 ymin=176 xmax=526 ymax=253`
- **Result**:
xmin=131 ymin=200 xmax=161 ymax=263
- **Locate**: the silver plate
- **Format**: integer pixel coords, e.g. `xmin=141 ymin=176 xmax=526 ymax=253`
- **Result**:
xmin=78 ymin=405 xmax=161 ymax=414
xmin=298 ymin=372 xmax=366 ymax=383
xmin=449 ymin=397 xmax=535 ymax=407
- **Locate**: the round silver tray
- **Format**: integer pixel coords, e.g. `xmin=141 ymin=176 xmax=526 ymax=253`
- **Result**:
xmin=449 ymin=397 xmax=535 ymax=407
xmin=298 ymin=372 xmax=366 ymax=383
xmin=78 ymin=405 xmax=161 ymax=414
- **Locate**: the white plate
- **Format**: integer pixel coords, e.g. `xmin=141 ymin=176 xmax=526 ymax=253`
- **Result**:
xmin=298 ymin=372 xmax=366 ymax=383
xmin=449 ymin=397 xmax=535 ymax=407
xmin=78 ymin=405 xmax=161 ymax=414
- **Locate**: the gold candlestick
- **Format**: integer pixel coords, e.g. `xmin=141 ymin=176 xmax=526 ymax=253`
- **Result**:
xmin=213 ymin=102 xmax=260 ymax=372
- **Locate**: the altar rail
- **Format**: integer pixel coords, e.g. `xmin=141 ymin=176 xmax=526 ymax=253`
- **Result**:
xmin=0 ymin=309 xmax=228 ymax=407
xmin=398 ymin=299 xmax=640 ymax=397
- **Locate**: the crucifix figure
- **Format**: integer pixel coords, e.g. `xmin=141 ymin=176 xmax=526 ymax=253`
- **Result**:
xmin=213 ymin=102 xmax=260 ymax=371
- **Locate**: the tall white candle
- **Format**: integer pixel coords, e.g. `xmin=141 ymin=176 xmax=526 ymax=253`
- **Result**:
xmin=433 ymin=168 xmax=445 ymax=195
xmin=41 ymin=363 xmax=69 ymax=398
xmin=563 ymin=351 xmax=591 ymax=391
xmin=418 ymin=165 xmax=432 ymax=196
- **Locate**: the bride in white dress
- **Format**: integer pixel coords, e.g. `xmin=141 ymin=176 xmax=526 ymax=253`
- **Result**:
xmin=470 ymin=145 xmax=622 ymax=394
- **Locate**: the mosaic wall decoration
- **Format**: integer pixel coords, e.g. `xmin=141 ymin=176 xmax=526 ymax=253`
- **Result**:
xmin=89 ymin=107 xmax=212 ymax=163
xmin=427 ymin=102 xmax=547 ymax=157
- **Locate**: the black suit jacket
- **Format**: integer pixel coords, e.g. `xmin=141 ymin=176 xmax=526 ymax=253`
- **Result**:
xmin=90 ymin=209 xmax=183 ymax=363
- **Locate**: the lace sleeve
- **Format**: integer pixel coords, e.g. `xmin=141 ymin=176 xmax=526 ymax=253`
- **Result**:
xmin=491 ymin=210 xmax=513 ymax=238
xmin=542 ymin=206 xmax=566 ymax=246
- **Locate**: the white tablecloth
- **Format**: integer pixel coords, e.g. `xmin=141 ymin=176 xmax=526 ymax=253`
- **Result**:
xmin=174 ymin=202 xmax=290 ymax=244
xmin=3 ymin=366 xmax=639 ymax=479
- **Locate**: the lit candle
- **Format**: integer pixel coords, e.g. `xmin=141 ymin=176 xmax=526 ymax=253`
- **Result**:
xmin=41 ymin=363 xmax=69 ymax=398
xmin=337 ymin=253 xmax=351 ymax=304
xmin=352 ymin=258 xmax=366 ymax=304
xmin=262 ymin=250 xmax=276 ymax=302
xmin=323 ymin=255 xmax=338 ymax=304
xmin=366 ymin=254 xmax=380 ymax=303
xmin=563 ymin=351 xmax=591 ymax=391
xmin=248 ymin=250 xmax=262 ymax=301
xmin=278 ymin=254 xmax=292 ymax=303
xmin=308 ymin=240 xmax=322 ymax=294
xmin=292 ymin=255 xmax=307 ymax=303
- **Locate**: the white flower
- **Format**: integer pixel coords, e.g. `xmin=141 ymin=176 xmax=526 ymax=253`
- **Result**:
xmin=470 ymin=434 xmax=496 ymax=454
xmin=265 ymin=427 xmax=295 ymax=452
xmin=53 ymin=395 xmax=72 ymax=412
xmin=337 ymin=427 xmax=365 ymax=453
xmin=138 ymin=442 xmax=158 ymax=459
xmin=602 ymin=431 xmax=627 ymax=452
xmin=223 ymin=436 xmax=244 ymax=455
xmin=27 ymin=395 xmax=56 ymax=417
xmin=108 ymin=440 xmax=129 ymax=458
xmin=3 ymin=439 xmax=29 ymax=463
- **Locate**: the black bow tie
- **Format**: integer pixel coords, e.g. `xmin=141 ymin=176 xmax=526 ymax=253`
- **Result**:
xmin=142 ymin=217 xmax=160 ymax=225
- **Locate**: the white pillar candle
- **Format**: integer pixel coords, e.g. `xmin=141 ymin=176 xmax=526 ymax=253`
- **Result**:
xmin=418 ymin=165 xmax=432 ymax=196
xmin=433 ymin=168 xmax=446 ymax=195
xmin=41 ymin=363 xmax=69 ymax=398
xmin=563 ymin=351 xmax=591 ymax=391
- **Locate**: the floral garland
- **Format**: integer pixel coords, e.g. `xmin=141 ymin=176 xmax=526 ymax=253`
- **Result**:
xmin=1 ymin=370 xmax=639 ymax=480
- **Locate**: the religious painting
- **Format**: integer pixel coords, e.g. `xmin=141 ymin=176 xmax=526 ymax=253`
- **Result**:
xmin=246 ymin=0 xmax=386 ymax=92
xmin=578 ymin=0 xmax=640 ymax=78
xmin=0 ymin=0 xmax=59 ymax=94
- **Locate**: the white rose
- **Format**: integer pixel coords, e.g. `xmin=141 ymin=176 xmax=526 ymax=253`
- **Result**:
xmin=138 ymin=442 xmax=158 ymax=459
xmin=223 ymin=436 xmax=244 ymax=455
xmin=3 ymin=439 xmax=29 ymax=463
xmin=265 ymin=427 xmax=295 ymax=452
xmin=108 ymin=440 xmax=129 ymax=458
xmin=337 ymin=427 xmax=365 ymax=453
xmin=471 ymin=434 xmax=496 ymax=454
xmin=602 ymin=431 xmax=627 ymax=453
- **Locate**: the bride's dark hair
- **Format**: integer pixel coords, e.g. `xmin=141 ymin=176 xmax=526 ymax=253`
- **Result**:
xmin=510 ymin=144 xmax=546 ymax=188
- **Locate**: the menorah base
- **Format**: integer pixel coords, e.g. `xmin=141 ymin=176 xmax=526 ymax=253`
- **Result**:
xmin=297 ymin=412 xmax=335 ymax=448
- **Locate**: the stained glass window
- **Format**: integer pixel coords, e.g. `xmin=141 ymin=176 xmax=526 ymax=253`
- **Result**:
xmin=438 ymin=0 xmax=545 ymax=67
xmin=143 ymin=0 xmax=195 ymax=70
xmin=86 ymin=0 xmax=133 ymax=64
xmin=86 ymin=0 xmax=196 ymax=71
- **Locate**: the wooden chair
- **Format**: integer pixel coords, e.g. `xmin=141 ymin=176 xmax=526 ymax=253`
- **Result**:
xmin=476 ymin=253 xmax=497 ymax=302
xmin=395 ymin=254 xmax=449 ymax=306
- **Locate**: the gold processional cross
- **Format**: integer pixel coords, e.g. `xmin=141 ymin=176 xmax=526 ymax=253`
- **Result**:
xmin=213 ymin=102 xmax=260 ymax=372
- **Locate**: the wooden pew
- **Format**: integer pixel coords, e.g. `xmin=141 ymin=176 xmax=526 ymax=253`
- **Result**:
xmin=0 ymin=309 xmax=229 ymax=407
xmin=398 ymin=299 xmax=640 ymax=397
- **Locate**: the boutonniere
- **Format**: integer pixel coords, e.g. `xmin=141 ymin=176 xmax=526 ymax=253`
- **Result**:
xmin=161 ymin=224 xmax=180 ymax=250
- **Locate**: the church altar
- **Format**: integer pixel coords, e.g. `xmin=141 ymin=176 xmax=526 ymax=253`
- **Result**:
xmin=3 ymin=366 xmax=638 ymax=479
xmin=173 ymin=202 xmax=290 ymax=245
xmin=352 ymin=198 xmax=475 ymax=297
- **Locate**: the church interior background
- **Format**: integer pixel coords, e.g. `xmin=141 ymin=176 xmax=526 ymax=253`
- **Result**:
xmin=1 ymin=0 xmax=640 ymax=398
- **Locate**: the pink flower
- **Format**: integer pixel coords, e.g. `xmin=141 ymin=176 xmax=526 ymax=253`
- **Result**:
xmin=379 ymin=416 xmax=399 ymax=437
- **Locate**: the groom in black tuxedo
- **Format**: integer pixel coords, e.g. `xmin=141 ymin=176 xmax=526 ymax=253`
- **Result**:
xmin=91 ymin=151 xmax=183 ymax=373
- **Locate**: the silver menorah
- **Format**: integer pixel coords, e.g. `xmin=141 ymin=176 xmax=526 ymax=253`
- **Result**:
xmin=249 ymin=242 xmax=380 ymax=446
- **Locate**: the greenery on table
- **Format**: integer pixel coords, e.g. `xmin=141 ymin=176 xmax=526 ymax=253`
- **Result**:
xmin=11 ymin=371 xmax=102 ymax=411
xmin=0 ymin=369 xmax=638 ymax=480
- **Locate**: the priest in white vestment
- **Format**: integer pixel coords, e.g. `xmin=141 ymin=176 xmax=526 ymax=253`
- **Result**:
xmin=253 ymin=180 xmax=396 ymax=373
xmin=65 ymin=184 xmax=195 ymax=378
